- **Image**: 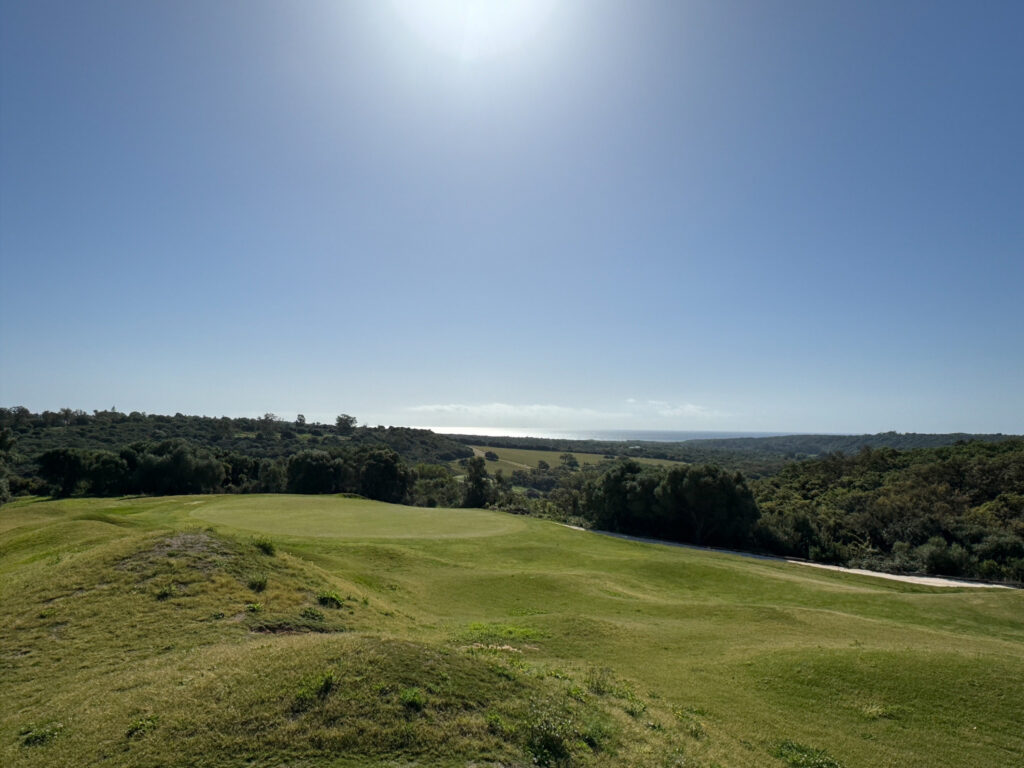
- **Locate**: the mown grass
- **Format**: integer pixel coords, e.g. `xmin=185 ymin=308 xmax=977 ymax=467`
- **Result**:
xmin=1 ymin=494 xmax=1022 ymax=767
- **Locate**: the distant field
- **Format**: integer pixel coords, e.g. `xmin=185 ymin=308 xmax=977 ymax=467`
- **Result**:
xmin=467 ymin=445 xmax=679 ymax=475
xmin=2 ymin=495 xmax=1022 ymax=767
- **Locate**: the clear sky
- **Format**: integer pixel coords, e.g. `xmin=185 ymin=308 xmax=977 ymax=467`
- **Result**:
xmin=1 ymin=1 xmax=1022 ymax=434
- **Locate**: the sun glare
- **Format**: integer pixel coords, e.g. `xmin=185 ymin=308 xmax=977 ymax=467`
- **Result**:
xmin=390 ymin=0 xmax=556 ymax=61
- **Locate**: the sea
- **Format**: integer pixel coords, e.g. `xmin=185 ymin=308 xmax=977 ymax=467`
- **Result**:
xmin=416 ymin=427 xmax=795 ymax=442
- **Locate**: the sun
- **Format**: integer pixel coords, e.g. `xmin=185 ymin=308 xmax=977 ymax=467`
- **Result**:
xmin=390 ymin=0 xmax=556 ymax=61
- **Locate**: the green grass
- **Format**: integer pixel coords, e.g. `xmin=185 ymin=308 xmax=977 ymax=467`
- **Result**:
xmin=2 ymin=494 xmax=1023 ymax=767
xmin=468 ymin=445 xmax=680 ymax=475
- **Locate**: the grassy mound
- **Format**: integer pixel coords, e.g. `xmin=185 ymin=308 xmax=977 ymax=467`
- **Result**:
xmin=1 ymin=519 xmax=683 ymax=767
xmin=2 ymin=495 xmax=1023 ymax=767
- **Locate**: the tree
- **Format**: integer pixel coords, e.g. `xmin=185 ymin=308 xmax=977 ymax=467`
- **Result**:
xmin=463 ymin=457 xmax=492 ymax=508
xmin=560 ymin=453 xmax=579 ymax=469
xmin=336 ymin=414 xmax=357 ymax=436
xmin=257 ymin=413 xmax=280 ymax=438
xmin=287 ymin=450 xmax=341 ymax=494
xmin=358 ymin=448 xmax=409 ymax=502
xmin=37 ymin=448 xmax=91 ymax=496
xmin=295 ymin=414 xmax=306 ymax=426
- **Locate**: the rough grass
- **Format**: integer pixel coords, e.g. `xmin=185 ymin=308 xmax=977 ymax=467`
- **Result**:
xmin=1 ymin=494 xmax=1023 ymax=767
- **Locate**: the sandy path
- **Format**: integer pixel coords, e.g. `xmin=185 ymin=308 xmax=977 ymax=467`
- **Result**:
xmin=561 ymin=526 xmax=1014 ymax=589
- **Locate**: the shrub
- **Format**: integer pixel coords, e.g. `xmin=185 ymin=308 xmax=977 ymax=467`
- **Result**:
xmin=524 ymin=702 xmax=574 ymax=767
xmin=585 ymin=666 xmax=615 ymax=696
xmin=300 ymin=606 xmax=325 ymax=622
xmin=252 ymin=537 xmax=276 ymax=556
xmin=247 ymin=574 xmax=267 ymax=592
xmin=317 ymin=590 xmax=344 ymax=608
xmin=773 ymin=740 xmax=844 ymax=768
xmin=293 ymin=670 xmax=337 ymax=713
xmin=486 ymin=712 xmax=513 ymax=738
xmin=623 ymin=690 xmax=647 ymax=718
xmin=155 ymin=585 xmax=173 ymax=601
xmin=399 ymin=686 xmax=427 ymax=711
xmin=125 ymin=715 xmax=158 ymax=739
xmin=245 ymin=602 xmax=263 ymax=613
xmin=580 ymin=715 xmax=613 ymax=751
xmin=19 ymin=723 xmax=63 ymax=747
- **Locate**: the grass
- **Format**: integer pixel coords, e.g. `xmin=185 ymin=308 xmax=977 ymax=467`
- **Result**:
xmin=1 ymin=494 xmax=1022 ymax=767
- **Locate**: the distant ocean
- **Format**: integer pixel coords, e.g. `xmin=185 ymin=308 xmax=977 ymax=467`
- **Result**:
xmin=418 ymin=427 xmax=796 ymax=442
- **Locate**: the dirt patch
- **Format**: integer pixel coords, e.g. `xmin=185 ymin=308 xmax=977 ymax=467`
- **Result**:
xmin=117 ymin=532 xmax=235 ymax=576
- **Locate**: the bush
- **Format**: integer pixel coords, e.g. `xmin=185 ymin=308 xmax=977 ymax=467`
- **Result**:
xmin=399 ymin=686 xmax=427 ymax=711
xmin=252 ymin=537 xmax=276 ymax=556
xmin=247 ymin=574 xmax=268 ymax=592
xmin=293 ymin=670 xmax=337 ymax=713
xmin=317 ymin=590 xmax=344 ymax=608
xmin=19 ymin=722 xmax=63 ymax=747
xmin=524 ymin=701 xmax=574 ymax=767
xmin=125 ymin=715 xmax=158 ymax=739
xmin=772 ymin=740 xmax=844 ymax=768
xmin=585 ymin=666 xmax=616 ymax=696
xmin=300 ymin=606 xmax=325 ymax=622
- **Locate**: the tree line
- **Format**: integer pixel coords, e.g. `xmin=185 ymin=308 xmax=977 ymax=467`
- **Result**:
xmin=2 ymin=407 xmax=1022 ymax=584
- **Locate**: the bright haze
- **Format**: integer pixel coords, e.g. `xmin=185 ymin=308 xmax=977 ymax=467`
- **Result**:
xmin=1 ymin=1 xmax=1022 ymax=434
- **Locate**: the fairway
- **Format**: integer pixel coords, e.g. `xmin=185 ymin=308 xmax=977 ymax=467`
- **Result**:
xmin=3 ymin=495 xmax=1023 ymax=768
xmin=189 ymin=494 xmax=526 ymax=539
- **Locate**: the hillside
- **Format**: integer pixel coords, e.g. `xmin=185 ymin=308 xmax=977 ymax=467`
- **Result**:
xmin=448 ymin=431 xmax=1019 ymax=478
xmin=3 ymin=495 xmax=1022 ymax=767
xmin=0 ymin=408 xmax=473 ymax=470
xmin=682 ymin=431 xmax=1019 ymax=457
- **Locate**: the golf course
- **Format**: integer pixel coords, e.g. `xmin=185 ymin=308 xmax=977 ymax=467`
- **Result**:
xmin=2 ymin=494 xmax=1022 ymax=767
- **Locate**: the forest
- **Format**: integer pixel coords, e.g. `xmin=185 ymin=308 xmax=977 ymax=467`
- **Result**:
xmin=1 ymin=407 xmax=1021 ymax=584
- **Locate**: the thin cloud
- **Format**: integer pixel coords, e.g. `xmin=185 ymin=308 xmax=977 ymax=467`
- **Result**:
xmin=406 ymin=402 xmax=624 ymax=426
xmin=626 ymin=398 xmax=732 ymax=421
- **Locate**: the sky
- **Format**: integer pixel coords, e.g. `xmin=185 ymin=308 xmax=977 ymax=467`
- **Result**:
xmin=1 ymin=0 xmax=1022 ymax=435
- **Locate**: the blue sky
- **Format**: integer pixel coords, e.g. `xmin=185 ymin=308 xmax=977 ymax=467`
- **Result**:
xmin=1 ymin=0 xmax=1022 ymax=434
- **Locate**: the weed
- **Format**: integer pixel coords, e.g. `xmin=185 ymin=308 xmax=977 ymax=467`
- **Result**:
xmin=772 ymin=740 xmax=844 ymax=768
xmin=486 ymin=712 xmax=514 ymax=738
xmin=580 ymin=715 xmax=613 ymax=751
xmin=19 ymin=722 xmax=63 ymax=746
xmin=674 ymin=708 xmax=706 ymax=740
xmin=245 ymin=602 xmax=263 ymax=613
xmin=211 ymin=611 xmax=225 ymax=620
xmin=624 ymin=693 xmax=648 ymax=718
xmin=460 ymin=622 xmax=543 ymax=644
xmin=155 ymin=585 xmax=173 ymax=601
xmin=860 ymin=703 xmax=899 ymax=720
xmin=317 ymin=590 xmax=344 ymax=608
xmin=293 ymin=670 xmax=337 ymax=713
xmin=252 ymin=536 xmax=276 ymax=556
xmin=300 ymin=606 xmax=325 ymax=622
xmin=524 ymin=701 xmax=574 ymax=767
xmin=399 ymin=686 xmax=427 ymax=711
xmin=567 ymin=685 xmax=587 ymax=702
xmin=125 ymin=714 xmax=158 ymax=739
xmin=247 ymin=573 xmax=268 ymax=592
xmin=585 ymin=666 xmax=616 ymax=696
